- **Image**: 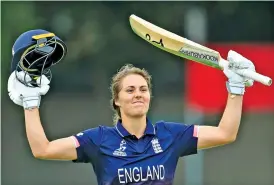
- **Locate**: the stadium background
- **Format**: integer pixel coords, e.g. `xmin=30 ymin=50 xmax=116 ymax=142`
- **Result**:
xmin=1 ymin=1 xmax=274 ymax=185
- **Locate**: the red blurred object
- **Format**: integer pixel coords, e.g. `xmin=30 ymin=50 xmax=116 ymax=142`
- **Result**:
xmin=185 ymin=43 xmax=274 ymax=113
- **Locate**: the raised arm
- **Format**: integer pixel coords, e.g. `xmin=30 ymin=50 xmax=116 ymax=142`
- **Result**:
xmin=8 ymin=71 xmax=78 ymax=160
xmin=24 ymin=108 xmax=77 ymax=160
xmin=198 ymin=94 xmax=242 ymax=149
xmin=197 ymin=50 xmax=255 ymax=150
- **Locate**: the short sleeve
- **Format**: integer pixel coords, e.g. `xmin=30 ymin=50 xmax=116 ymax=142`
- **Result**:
xmin=163 ymin=122 xmax=198 ymax=157
xmin=72 ymin=126 xmax=104 ymax=163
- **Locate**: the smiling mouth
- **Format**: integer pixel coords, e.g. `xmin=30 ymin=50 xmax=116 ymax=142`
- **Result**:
xmin=133 ymin=101 xmax=144 ymax=104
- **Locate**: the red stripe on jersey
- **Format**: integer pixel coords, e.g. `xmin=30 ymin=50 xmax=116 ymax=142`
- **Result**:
xmin=193 ymin=125 xmax=199 ymax=138
xmin=72 ymin=136 xmax=80 ymax=148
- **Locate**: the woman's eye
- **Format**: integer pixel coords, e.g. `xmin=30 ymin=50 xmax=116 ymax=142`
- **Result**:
xmin=141 ymin=89 xmax=148 ymax=92
xmin=126 ymin=89 xmax=134 ymax=93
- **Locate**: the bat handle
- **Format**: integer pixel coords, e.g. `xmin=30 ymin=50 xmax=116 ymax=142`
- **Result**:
xmin=236 ymin=69 xmax=272 ymax=86
xmin=219 ymin=58 xmax=272 ymax=86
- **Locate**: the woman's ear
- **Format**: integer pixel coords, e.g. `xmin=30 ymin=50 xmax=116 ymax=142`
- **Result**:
xmin=114 ymin=99 xmax=120 ymax=107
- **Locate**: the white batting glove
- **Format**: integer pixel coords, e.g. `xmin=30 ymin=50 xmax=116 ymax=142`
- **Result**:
xmin=8 ymin=71 xmax=50 ymax=109
xmin=223 ymin=50 xmax=255 ymax=95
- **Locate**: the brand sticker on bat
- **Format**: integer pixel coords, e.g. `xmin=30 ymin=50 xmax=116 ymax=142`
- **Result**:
xmin=179 ymin=48 xmax=218 ymax=64
xmin=145 ymin=34 xmax=164 ymax=47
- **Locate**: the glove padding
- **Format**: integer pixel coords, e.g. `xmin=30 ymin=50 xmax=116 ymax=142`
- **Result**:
xmin=223 ymin=50 xmax=255 ymax=95
xmin=8 ymin=71 xmax=50 ymax=109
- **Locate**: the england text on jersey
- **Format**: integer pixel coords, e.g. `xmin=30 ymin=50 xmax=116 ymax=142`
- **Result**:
xmin=118 ymin=165 xmax=165 ymax=183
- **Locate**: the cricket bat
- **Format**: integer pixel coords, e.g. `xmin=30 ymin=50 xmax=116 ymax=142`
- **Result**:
xmin=129 ymin=14 xmax=272 ymax=86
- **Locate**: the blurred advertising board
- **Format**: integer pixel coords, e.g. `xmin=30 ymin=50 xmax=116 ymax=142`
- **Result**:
xmin=185 ymin=44 xmax=274 ymax=113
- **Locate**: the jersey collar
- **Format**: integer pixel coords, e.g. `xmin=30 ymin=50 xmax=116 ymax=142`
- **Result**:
xmin=115 ymin=118 xmax=156 ymax=138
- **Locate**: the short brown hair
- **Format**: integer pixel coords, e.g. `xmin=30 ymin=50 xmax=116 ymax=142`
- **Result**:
xmin=110 ymin=64 xmax=152 ymax=124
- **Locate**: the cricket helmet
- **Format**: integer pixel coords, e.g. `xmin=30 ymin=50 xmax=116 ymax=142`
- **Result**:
xmin=11 ymin=29 xmax=67 ymax=87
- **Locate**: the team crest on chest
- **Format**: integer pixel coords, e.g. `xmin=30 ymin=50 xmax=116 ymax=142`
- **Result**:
xmin=151 ymin=138 xmax=163 ymax=153
xmin=113 ymin=139 xmax=127 ymax=156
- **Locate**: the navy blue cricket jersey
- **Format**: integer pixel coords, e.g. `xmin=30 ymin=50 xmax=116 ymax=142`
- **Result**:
xmin=72 ymin=119 xmax=198 ymax=185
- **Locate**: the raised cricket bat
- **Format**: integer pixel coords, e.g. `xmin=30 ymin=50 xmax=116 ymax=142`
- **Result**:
xmin=129 ymin=14 xmax=272 ymax=86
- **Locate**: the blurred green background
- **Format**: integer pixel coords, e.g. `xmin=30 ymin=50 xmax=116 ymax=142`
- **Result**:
xmin=1 ymin=1 xmax=274 ymax=185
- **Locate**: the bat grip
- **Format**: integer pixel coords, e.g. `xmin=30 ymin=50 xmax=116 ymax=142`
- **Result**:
xmin=219 ymin=58 xmax=272 ymax=86
xmin=236 ymin=69 xmax=272 ymax=86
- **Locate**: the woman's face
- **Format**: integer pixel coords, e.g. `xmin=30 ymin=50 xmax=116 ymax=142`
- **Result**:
xmin=115 ymin=74 xmax=151 ymax=119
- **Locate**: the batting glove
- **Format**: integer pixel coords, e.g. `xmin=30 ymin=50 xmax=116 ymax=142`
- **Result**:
xmin=8 ymin=71 xmax=50 ymax=109
xmin=223 ymin=50 xmax=255 ymax=95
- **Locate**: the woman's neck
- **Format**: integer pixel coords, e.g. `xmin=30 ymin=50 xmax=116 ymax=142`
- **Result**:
xmin=121 ymin=116 xmax=147 ymax=139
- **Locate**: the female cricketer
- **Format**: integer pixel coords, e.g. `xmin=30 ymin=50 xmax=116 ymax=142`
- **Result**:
xmin=8 ymin=32 xmax=255 ymax=184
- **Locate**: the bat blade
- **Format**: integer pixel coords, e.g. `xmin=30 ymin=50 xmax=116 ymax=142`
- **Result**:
xmin=129 ymin=14 xmax=222 ymax=69
xmin=129 ymin=14 xmax=272 ymax=86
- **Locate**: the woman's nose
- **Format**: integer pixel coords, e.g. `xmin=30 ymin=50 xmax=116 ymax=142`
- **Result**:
xmin=134 ymin=90 xmax=142 ymax=97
